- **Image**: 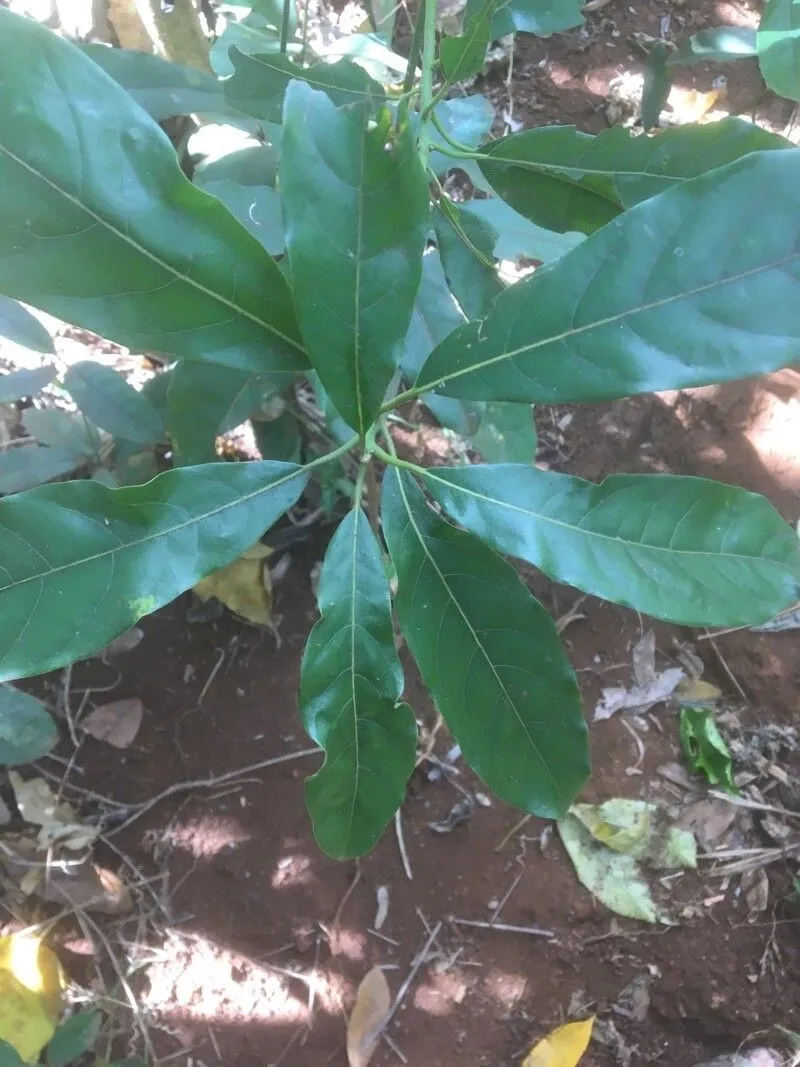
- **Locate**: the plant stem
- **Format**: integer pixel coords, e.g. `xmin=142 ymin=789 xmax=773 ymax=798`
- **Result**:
xmin=399 ymin=2 xmax=425 ymax=123
xmin=417 ymin=0 xmax=439 ymax=166
xmin=364 ymin=460 xmax=381 ymax=533
xmin=370 ymin=442 xmax=426 ymax=475
xmin=279 ymin=0 xmax=292 ymax=53
xmin=429 ymin=111 xmax=483 ymax=157
xmin=305 ymin=434 xmax=360 ymax=473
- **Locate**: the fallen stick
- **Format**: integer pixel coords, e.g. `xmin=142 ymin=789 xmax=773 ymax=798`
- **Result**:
xmin=450 ymin=917 xmax=554 ymax=938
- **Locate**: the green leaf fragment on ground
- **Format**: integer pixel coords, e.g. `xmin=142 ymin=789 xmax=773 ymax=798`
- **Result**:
xmin=680 ymin=707 xmax=738 ymax=793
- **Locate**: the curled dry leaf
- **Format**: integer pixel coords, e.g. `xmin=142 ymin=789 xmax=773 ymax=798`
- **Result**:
xmin=82 ymin=697 xmax=143 ymax=748
xmin=373 ymin=886 xmax=390 ymax=931
xmin=8 ymin=773 xmax=98 ymax=851
xmin=741 ymin=867 xmax=769 ymax=920
xmin=347 ymin=965 xmax=391 ymax=1067
xmin=0 ymin=838 xmax=131 ymax=915
xmin=680 ymin=798 xmax=737 ymax=850
xmin=193 ymin=541 xmax=273 ymax=626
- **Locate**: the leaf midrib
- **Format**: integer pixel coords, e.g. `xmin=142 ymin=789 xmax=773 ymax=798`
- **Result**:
xmin=0 ymin=142 xmax=305 ymax=358
xmin=395 ymin=471 xmax=565 ymax=808
xmin=0 ymin=463 xmax=306 ymax=595
xmin=417 ymin=249 xmax=800 ymax=394
xmin=422 ymin=469 xmax=792 ymax=565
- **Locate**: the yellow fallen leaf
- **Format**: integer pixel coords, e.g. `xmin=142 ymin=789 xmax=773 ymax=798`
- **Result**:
xmin=676 ymin=677 xmax=721 ymax=704
xmin=347 ymin=966 xmax=391 ymax=1067
xmin=193 ymin=542 xmax=273 ymax=626
xmin=521 ymin=1017 xmax=594 ymax=1067
xmin=0 ymin=933 xmax=64 ymax=1061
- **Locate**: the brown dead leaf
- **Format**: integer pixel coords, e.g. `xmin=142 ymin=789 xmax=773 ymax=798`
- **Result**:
xmin=676 ymin=678 xmax=721 ymax=704
xmin=680 ymin=798 xmax=737 ymax=850
xmin=97 ymin=627 xmax=145 ymax=658
xmin=193 ymin=542 xmax=273 ymax=626
xmin=1 ymin=839 xmax=131 ymax=915
xmin=741 ymin=867 xmax=769 ymax=920
xmin=347 ymin=966 xmax=391 ymax=1067
xmin=82 ymin=698 xmax=143 ymax=749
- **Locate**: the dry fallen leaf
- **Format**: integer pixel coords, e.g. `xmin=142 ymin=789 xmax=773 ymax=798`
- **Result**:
xmin=9 ymin=773 xmax=98 ymax=851
xmin=741 ymin=867 xmax=769 ymax=920
xmin=97 ymin=627 xmax=145 ymax=658
xmin=82 ymin=697 xmax=143 ymax=749
xmin=522 ymin=1017 xmax=595 ymax=1067
xmin=680 ymin=798 xmax=736 ymax=850
xmin=193 ymin=542 xmax=273 ymax=626
xmin=0 ymin=933 xmax=64 ymax=1061
xmin=676 ymin=678 xmax=722 ymax=704
xmin=347 ymin=965 xmax=391 ymax=1067
xmin=1 ymin=838 xmax=131 ymax=915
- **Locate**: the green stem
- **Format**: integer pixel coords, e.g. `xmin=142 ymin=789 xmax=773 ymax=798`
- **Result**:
xmin=398 ymin=4 xmax=425 ymax=123
xmin=279 ymin=0 xmax=292 ymax=53
xmin=433 ymin=179 xmax=498 ymax=272
xmin=370 ymin=442 xmax=426 ymax=475
xmin=430 ymin=111 xmax=482 ymax=157
xmin=305 ymin=434 xmax=360 ymax=472
xmin=417 ymin=0 xmax=439 ymax=166
xmin=378 ymin=384 xmax=425 ymax=416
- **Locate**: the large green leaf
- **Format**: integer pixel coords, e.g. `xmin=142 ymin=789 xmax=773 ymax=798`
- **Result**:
xmin=0 ymin=461 xmax=309 ymax=680
xmin=460 ymin=198 xmax=584 ymax=262
xmin=166 ymin=361 xmax=270 ymax=464
xmin=193 ymin=144 xmax=278 ymax=188
xmin=418 ymin=149 xmax=800 ymax=404
xmin=478 ymin=119 xmax=788 ymax=235
xmin=0 ymin=446 xmax=82 ymax=495
xmin=473 ymin=0 xmax=583 ymax=40
xmin=281 ymin=83 xmax=428 ymax=433
xmin=82 ymin=45 xmax=232 ymax=120
xmin=64 ymin=361 xmax=165 ymax=445
xmin=422 ymin=465 xmax=800 ymax=627
xmin=210 ymin=21 xmax=302 ymax=77
xmin=0 ymin=364 xmax=56 ymax=404
xmin=0 ymin=296 xmax=54 ymax=355
xmin=225 ymin=48 xmax=385 ymax=123
xmin=439 ymin=1 xmax=495 ymax=83
xmin=401 ymin=252 xmax=483 ymax=435
xmin=669 ymin=26 xmax=757 ymax=65
xmin=470 ymin=403 xmax=536 ymax=463
xmin=759 ymin=0 xmax=800 ymax=101
xmin=299 ymin=508 xmax=417 ymax=858
xmin=0 ymin=10 xmax=304 ymax=374
xmin=0 ymin=684 xmax=57 ymax=764
xmin=434 ymin=201 xmax=503 ymax=320
xmin=381 ymin=468 xmax=588 ymax=818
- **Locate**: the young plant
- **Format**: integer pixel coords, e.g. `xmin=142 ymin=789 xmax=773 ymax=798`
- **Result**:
xmin=0 ymin=3 xmax=799 ymax=860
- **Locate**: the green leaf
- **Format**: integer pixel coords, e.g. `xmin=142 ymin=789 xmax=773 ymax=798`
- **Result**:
xmin=418 ymin=149 xmax=800 ymax=404
xmin=0 ymin=445 xmax=83 ymax=494
xmin=759 ymin=0 xmax=800 ymax=101
xmin=299 ymin=508 xmax=417 ymax=857
xmin=281 ymin=84 xmax=428 ymax=433
xmin=477 ymin=118 xmax=787 ymax=236
xmin=0 ymin=684 xmax=57 ymax=764
xmin=193 ymin=144 xmax=278 ymax=188
xmin=225 ymin=48 xmax=385 ymax=123
xmin=641 ymin=40 xmax=672 ymax=130
xmin=428 ymin=95 xmax=494 ymax=188
xmin=201 ymin=180 xmax=284 ymax=254
xmin=460 ymin=198 xmax=584 ymax=262
xmin=434 ymin=202 xmax=503 ymax=320
xmin=422 ymin=466 xmax=800 ymax=627
xmin=381 ymin=468 xmax=588 ymax=818
xmin=319 ymin=32 xmax=408 ymax=80
xmin=474 ymin=0 xmax=583 ymax=40
xmin=439 ymin=1 xmax=495 ymax=83
xmin=64 ymin=362 xmax=164 ymax=445
xmin=401 ymin=252 xmax=483 ymax=435
xmin=166 ymin=361 xmax=271 ymax=465
xmin=470 ymin=403 xmax=536 ymax=463
xmin=0 ymin=364 xmax=56 ymax=404
xmin=668 ymin=26 xmax=757 ymax=65
xmin=0 ymin=296 xmax=54 ymax=355
xmin=22 ymin=409 xmax=100 ymax=459
xmin=0 ymin=1040 xmax=25 ymax=1067
xmin=210 ymin=21 xmax=301 ymax=77
xmin=0 ymin=460 xmax=309 ymax=680
xmin=82 ymin=45 xmax=232 ymax=120
xmin=679 ymin=707 xmax=737 ymax=792
xmin=0 ymin=10 xmax=304 ymax=374
xmin=252 ymin=409 xmax=300 ymax=461
xmin=47 ymin=1012 xmax=101 ymax=1067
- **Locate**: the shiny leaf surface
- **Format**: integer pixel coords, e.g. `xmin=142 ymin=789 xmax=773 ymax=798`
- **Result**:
xmin=64 ymin=362 xmax=164 ymax=445
xmin=0 ymin=461 xmax=308 ymax=680
xmin=422 ymin=465 xmax=800 ymax=626
xmin=759 ymin=0 xmax=800 ymax=101
xmin=282 ymin=83 xmax=428 ymax=432
xmin=0 ymin=297 xmax=53 ymax=355
xmin=419 ymin=150 xmax=800 ymax=404
xmin=300 ymin=508 xmax=417 ymax=857
xmin=382 ymin=468 xmax=588 ymax=818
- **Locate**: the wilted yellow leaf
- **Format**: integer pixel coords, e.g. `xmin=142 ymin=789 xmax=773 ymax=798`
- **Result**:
xmin=193 ymin=542 xmax=273 ymax=626
xmin=347 ymin=966 xmax=391 ymax=1067
xmin=0 ymin=934 xmax=64 ymax=1061
xmin=676 ymin=678 xmax=721 ymax=704
xmin=521 ymin=1017 xmax=594 ymax=1067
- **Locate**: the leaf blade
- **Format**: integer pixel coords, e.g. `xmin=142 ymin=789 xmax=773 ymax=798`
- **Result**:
xmin=381 ymin=468 xmax=588 ymax=818
xmin=0 ymin=685 xmax=57 ymax=764
xmin=300 ymin=509 xmax=417 ymax=858
xmin=422 ymin=465 xmax=800 ymax=627
xmin=0 ymin=297 xmax=54 ymax=356
xmin=64 ymin=362 xmax=164 ymax=444
xmin=419 ymin=149 xmax=800 ymax=404
xmin=0 ymin=10 xmax=304 ymax=373
xmin=759 ymin=0 xmax=800 ymax=101
xmin=282 ymin=83 xmax=428 ymax=432
xmin=0 ymin=461 xmax=309 ymax=680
